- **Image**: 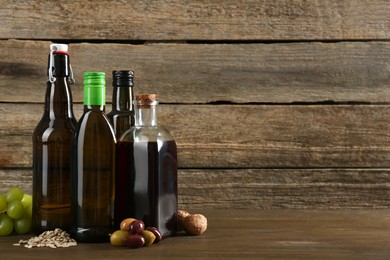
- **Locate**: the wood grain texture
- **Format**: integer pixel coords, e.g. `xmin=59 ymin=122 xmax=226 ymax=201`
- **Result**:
xmin=0 ymin=0 xmax=389 ymax=40
xmin=1 ymin=209 xmax=390 ymax=258
xmin=1 ymin=103 xmax=389 ymax=168
xmin=1 ymin=1 xmax=389 ymax=210
xmin=2 ymin=168 xmax=389 ymax=209
xmin=1 ymin=40 xmax=389 ymax=103
xmin=179 ymin=169 xmax=390 ymax=209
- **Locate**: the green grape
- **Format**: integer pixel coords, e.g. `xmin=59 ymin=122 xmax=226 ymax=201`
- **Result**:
xmin=5 ymin=187 xmax=24 ymax=202
xmin=0 ymin=213 xmax=13 ymax=236
xmin=26 ymin=204 xmax=32 ymax=218
xmin=0 ymin=194 xmax=6 ymax=213
xmin=13 ymin=213 xmax=31 ymax=234
xmin=21 ymin=194 xmax=32 ymax=208
xmin=6 ymin=201 xmax=24 ymax=219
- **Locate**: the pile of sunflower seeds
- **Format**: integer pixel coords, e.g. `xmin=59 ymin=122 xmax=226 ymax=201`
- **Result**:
xmin=13 ymin=228 xmax=77 ymax=249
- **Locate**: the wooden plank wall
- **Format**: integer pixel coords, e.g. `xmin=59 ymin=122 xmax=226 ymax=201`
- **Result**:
xmin=0 ymin=0 xmax=389 ymax=209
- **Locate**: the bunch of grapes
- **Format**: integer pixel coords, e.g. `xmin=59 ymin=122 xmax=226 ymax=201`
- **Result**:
xmin=0 ymin=188 xmax=32 ymax=236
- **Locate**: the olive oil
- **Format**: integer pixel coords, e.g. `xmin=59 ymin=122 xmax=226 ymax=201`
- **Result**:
xmin=70 ymin=72 xmax=116 ymax=243
xmin=32 ymin=44 xmax=77 ymax=234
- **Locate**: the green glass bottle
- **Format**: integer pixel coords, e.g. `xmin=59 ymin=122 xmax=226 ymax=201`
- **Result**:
xmin=70 ymin=72 xmax=116 ymax=243
xmin=32 ymin=43 xmax=77 ymax=234
xmin=107 ymin=70 xmax=135 ymax=138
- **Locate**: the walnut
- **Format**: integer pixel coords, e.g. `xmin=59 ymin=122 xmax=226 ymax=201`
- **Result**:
xmin=183 ymin=214 xmax=207 ymax=235
xmin=177 ymin=209 xmax=191 ymax=231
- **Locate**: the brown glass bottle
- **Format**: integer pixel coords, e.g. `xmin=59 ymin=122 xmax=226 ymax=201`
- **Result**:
xmin=70 ymin=72 xmax=116 ymax=243
xmin=107 ymin=70 xmax=135 ymax=138
xmin=32 ymin=44 xmax=77 ymax=234
xmin=116 ymin=94 xmax=178 ymax=238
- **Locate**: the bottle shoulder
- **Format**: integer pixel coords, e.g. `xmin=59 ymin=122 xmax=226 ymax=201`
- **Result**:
xmin=75 ymin=110 xmax=116 ymax=141
xmin=107 ymin=110 xmax=134 ymax=117
xmin=34 ymin=116 xmax=77 ymax=135
xmin=33 ymin=119 xmax=76 ymax=143
xmin=119 ymin=126 xmax=175 ymax=143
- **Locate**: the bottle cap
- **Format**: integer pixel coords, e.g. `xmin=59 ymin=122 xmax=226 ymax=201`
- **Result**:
xmin=136 ymin=94 xmax=158 ymax=108
xmin=84 ymin=72 xmax=106 ymax=105
xmin=112 ymin=70 xmax=134 ymax=87
xmin=50 ymin=44 xmax=68 ymax=54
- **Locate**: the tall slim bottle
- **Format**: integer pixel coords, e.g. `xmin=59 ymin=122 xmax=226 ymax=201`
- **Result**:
xmin=71 ymin=72 xmax=116 ymax=242
xmin=107 ymin=70 xmax=135 ymax=138
xmin=116 ymin=94 xmax=178 ymax=237
xmin=32 ymin=43 xmax=77 ymax=234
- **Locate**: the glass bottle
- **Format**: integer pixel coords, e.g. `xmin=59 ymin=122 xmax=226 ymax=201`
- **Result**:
xmin=32 ymin=43 xmax=77 ymax=234
xmin=70 ymin=72 xmax=116 ymax=243
xmin=107 ymin=70 xmax=135 ymax=138
xmin=116 ymin=94 xmax=178 ymax=238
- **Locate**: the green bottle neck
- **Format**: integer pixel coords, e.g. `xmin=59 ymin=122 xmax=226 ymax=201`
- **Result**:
xmin=112 ymin=86 xmax=134 ymax=112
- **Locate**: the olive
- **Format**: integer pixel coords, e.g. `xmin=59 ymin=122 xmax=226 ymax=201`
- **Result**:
xmin=141 ymin=230 xmax=156 ymax=246
xmin=146 ymin=227 xmax=163 ymax=243
xmin=110 ymin=230 xmax=129 ymax=246
xmin=129 ymin=220 xmax=145 ymax=234
xmin=124 ymin=234 xmax=145 ymax=249
xmin=120 ymin=218 xmax=136 ymax=231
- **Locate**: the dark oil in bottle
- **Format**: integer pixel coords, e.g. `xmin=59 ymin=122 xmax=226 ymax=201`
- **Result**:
xmin=115 ymin=139 xmax=178 ymax=237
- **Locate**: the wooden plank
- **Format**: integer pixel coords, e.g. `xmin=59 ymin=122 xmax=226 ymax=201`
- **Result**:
xmin=1 ymin=103 xmax=389 ymax=168
xmin=179 ymin=169 xmax=390 ymax=209
xmin=1 ymin=209 xmax=390 ymax=258
xmin=2 ymin=168 xmax=389 ymax=209
xmin=1 ymin=40 xmax=390 ymax=103
xmin=0 ymin=0 xmax=389 ymax=40
xmin=0 ymin=169 xmax=32 ymax=195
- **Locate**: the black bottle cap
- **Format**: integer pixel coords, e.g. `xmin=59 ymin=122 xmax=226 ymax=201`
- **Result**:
xmin=112 ymin=70 xmax=134 ymax=87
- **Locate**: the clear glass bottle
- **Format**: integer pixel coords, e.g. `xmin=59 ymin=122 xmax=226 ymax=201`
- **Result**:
xmin=107 ymin=70 xmax=135 ymax=138
xmin=32 ymin=43 xmax=77 ymax=234
xmin=116 ymin=94 xmax=178 ymax=238
xmin=70 ymin=72 xmax=116 ymax=243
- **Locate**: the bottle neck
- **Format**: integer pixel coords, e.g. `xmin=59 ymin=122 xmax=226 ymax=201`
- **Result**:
xmin=136 ymin=105 xmax=158 ymax=127
xmin=112 ymin=86 xmax=134 ymax=112
xmin=44 ymin=76 xmax=74 ymax=119
xmin=84 ymin=104 xmax=105 ymax=112
xmin=83 ymin=72 xmax=106 ymax=113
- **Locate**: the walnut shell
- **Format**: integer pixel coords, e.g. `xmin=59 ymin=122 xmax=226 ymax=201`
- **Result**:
xmin=177 ymin=210 xmax=191 ymax=231
xmin=183 ymin=214 xmax=207 ymax=235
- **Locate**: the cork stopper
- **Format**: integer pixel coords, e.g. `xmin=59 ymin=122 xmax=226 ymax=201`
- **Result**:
xmin=136 ymin=94 xmax=158 ymax=108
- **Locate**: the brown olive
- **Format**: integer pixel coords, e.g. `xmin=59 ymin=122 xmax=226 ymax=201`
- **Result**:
xmin=146 ymin=227 xmax=163 ymax=243
xmin=124 ymin=234 xmax=145 ymax=249
xmin=129 ymin=220 xmax=145 ymax=234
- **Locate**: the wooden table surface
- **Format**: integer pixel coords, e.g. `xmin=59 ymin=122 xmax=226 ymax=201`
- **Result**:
xmin=1 ymin=209 xmax=389 ymax=259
